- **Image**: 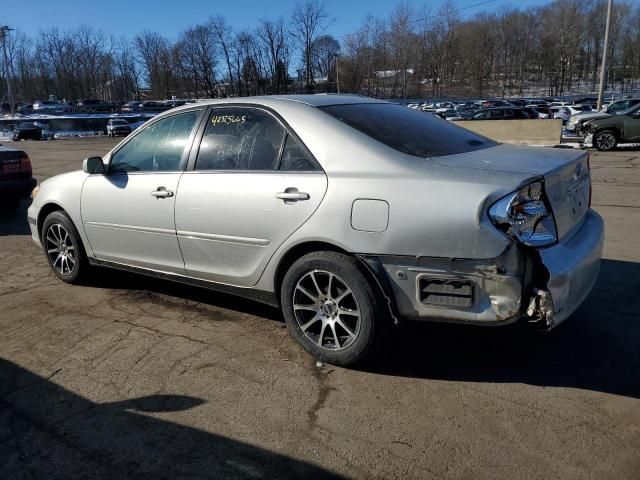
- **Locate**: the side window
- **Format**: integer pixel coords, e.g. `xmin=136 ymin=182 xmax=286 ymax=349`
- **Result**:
xmin=610 ymin=101 xmax=628 ymax=113
xmin=196 ymin=108 xmax=285 ymax=171
xmin=279 ymin=134 xmax=320 ymax=171
xmin=110 ymin=110 xmax=201 ymax=173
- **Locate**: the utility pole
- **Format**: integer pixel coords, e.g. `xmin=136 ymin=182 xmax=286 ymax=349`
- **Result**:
xmin=597 ymin=0 xmax=613 ymax=110
xmin=335 ymin=54 xmax=340 ymax=94
xmin=0 ymin=25 xmax=15 ymax=117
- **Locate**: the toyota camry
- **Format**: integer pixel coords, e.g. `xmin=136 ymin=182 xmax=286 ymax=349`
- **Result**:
xmin=28 ymin=95 xmax=604 ymax=366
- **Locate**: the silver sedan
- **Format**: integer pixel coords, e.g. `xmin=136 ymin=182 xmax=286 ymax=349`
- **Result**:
xmin=28 ymin=95 xmax=604 ymax=366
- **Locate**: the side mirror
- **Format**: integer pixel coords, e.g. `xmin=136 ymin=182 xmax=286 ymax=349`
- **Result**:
xmin=83 ymin=156 xmax=105 ymax=174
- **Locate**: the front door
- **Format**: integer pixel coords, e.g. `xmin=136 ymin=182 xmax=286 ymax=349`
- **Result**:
xmin=81 ymin=109 xmax=203 ymax=273
xmin=175 ymin=106 xmax=327 ymax=287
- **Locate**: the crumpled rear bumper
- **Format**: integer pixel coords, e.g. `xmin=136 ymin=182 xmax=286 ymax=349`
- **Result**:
xmin=537 ymin=209 xmax=604 ymax=327
xmin=365 ymin=210 xmax=603 ymax=328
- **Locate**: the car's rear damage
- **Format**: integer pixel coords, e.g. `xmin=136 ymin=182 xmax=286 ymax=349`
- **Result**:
xmin=357 ymin=145 xmax=603 ymax=331
xmin=360 ymin=208 xmax=603 ymax=330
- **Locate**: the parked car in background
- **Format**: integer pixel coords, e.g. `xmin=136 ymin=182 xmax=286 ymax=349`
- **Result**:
xmin=12 ymin=122 xmax=43 ymax=141
xmin=77 ymin=99 xmax=115 ymax=112
xmin=568 ymin=99 xmax=640 ymax=135
xmin=481 ymin=99 xmax=514 ymax=108
xmin=551 ymin=105 xmax=592 ymax=124
xmin=17 ymin=104 xmax=34 ymax=114
xmin=121 ymin=101 xmax=142 ymax=113
xmin=467 ymin=107 xmax=529 ymax=120
xmin=33 ymin=100 xmax=62 ymax=111
xmin=520 ymin=107 xmax=541 ymax=119
xmin=583 ymin=107 xmax=640 ymax=151
xmin=106 ymin=119 xmax=132 ymax=137
xmin=531 ymin=106 xmax=554 ymax=119
xmin=0 ymin=146 xmax=36 ymax=210
xmin=27 ymin=95 xmax=603 ymax=366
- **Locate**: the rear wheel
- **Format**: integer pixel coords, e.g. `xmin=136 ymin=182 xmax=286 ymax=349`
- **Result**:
xmin=42 ymin=211 xmax=90 ymax=284
xmin=593 ymin=130 xmax=618 ymax=151
xmin=281 ymin=251 xmax=387 ymax=367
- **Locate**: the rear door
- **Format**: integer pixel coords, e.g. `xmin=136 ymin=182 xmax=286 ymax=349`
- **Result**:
xmin=174 ymin=106 xmax=327 ymax=287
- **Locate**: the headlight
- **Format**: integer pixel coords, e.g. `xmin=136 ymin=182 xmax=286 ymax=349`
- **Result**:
xmin=488 ymin=181 xmax=557 ymax=247
xmin=31 ymin=184 xmax=40 ymax=199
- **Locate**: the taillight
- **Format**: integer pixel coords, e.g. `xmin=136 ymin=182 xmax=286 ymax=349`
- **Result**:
xmin=20 ymin=155 xmax=32 ymax=173
xmin=488 ymin=181 xmax=558 ymax=248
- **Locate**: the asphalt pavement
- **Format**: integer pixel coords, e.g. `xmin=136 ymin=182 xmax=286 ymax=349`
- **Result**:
xmin=1 ymin=137 xmax=639 ymax=479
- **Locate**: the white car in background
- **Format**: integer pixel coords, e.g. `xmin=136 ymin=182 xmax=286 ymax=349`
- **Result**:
xmin=551 ymin=105 xmax=592 ymax=125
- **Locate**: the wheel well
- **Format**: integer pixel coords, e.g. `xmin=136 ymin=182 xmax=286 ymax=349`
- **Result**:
xmin=274 ymin=242 xmax=347 ymax=304
xmin=37 ymin=203 xmax=64 ymax=239
xmin=273 ymin=242 xmax=397 ymax=322
xmin=595 ymin=127 xmax=620 ymax=138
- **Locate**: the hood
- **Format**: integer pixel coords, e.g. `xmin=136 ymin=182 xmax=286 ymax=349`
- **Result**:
xmin=575 ymin=112 xmax=610 ymax=122
xmin=587 ymin=114 xmax=626 ymax=128
xmin=431 ymin=144 xmax=585 ymax=176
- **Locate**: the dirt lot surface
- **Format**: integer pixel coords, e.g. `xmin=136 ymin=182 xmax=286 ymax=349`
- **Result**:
xmin=1 ymin=137 xmax=639 ymax=479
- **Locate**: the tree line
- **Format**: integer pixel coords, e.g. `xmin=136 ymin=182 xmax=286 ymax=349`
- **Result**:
xmin=1 ymin=0 xmax=639 ymax=104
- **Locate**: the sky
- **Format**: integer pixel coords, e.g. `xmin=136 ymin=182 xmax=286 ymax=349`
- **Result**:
xmin=3 ymin=0 xmax=553 ymax=41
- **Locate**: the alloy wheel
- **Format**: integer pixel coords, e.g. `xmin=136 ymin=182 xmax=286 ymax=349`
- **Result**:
xmin=292 ymin=270 xmax=361 ymax=351
xmin=596 ymin=132 xmax=616 ymax=150
xmin=45 ymin=223 xmax=76 ymax=275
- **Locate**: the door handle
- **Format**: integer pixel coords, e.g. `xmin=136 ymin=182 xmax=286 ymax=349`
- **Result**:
xmin=276 ymin=188 xmax=310 ymax=202
xmin=151 ymin=186 xmax=174 ymax=198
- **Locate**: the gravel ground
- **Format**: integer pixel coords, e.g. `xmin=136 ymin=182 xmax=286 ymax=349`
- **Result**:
xmin=1 ymin=137 xmax=639 ymax=479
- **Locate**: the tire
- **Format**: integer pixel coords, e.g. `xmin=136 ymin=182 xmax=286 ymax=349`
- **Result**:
xmin=41 ymin=211 xmax=90 ymax=284
xmin=280 ymin=251 xmax=388 ymax=367
xmin=593 ymin=130 xmax=618 ymax=151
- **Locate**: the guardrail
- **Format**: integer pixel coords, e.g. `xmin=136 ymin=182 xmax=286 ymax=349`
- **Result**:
xmin=456 ymin=118 xmax=563 ymax=146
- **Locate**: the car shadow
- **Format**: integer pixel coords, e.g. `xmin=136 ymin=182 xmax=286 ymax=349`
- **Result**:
xmin=0 ymin=358 xmax=343 ymax=479
xmin=89 ymin=267 xmax=284 ymax=321
xmin=0 ymin=199 xmax=32 ymax=236
xmin=373 ymin=258 xmax=640 ymax=400
xmin=87 ymin=258 xmax=640 ymax=400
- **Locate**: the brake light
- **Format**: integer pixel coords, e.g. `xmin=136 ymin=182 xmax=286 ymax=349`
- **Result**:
xmin=20 ymin=155 xmax=32 ymax=173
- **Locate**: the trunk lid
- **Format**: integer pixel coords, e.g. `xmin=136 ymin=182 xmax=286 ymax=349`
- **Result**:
xmin=433 ymin=144 xmax=591 ymax=240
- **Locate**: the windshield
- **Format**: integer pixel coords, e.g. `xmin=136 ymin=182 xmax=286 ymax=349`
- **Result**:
xmin=320 ymin=103 xmax=497 ymax=158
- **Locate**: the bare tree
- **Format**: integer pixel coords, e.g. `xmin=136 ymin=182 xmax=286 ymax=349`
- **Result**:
xmin=290 ymin=0 xmax=330 ymax=90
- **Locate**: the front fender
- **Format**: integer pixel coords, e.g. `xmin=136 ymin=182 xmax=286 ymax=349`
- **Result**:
xmin=29 ymin=170 xmax=93 ymax=257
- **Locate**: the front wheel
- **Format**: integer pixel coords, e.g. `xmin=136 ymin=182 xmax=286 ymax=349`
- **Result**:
xmin=593 ymin=130 xmax=618 ymax=151
xmin=280 ymin=251 xmax=388 ymax=367
xmin=41 ymin=211 xmax=90 ymax=284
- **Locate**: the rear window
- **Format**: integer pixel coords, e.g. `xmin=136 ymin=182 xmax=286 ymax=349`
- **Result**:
xmin=320 ymin=103 xmax=497 ymax=158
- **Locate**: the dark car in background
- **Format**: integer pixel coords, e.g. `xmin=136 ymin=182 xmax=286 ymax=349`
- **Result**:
xmin=583 ymin=107 xmax=640 ymax=151
xmin=469 ymin=107 xmax=529 ymax=120
xmin=106 ymin=118 xmax=132 ymax=137
xmin=481 ymin=99 xmax=514 ymax=108
xmin=0 ymin=146 xmax=36 ymax=210
xmin=13 ymin=122 xmax=43 ymax=141
xmin=77 ymin=99 xmax=115 ymax=112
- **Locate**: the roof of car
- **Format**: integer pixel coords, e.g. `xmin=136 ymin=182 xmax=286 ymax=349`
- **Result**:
xmin=177 ymin=94 xmax=390 ymax=110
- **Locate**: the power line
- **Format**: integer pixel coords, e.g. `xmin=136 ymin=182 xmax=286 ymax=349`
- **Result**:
xmin=335 ymin=0 xmax=498 ymax=41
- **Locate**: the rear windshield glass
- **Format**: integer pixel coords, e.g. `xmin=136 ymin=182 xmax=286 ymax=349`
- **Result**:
xmin=320 ymin=103 xmax=497 ymax=157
